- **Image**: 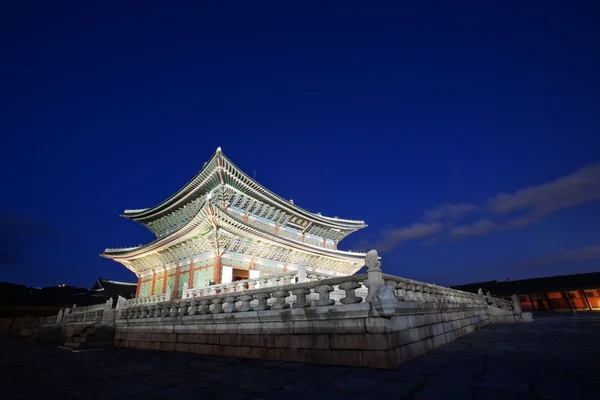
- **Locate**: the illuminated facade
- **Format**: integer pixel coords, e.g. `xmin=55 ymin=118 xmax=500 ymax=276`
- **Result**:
xmin=101 ymin=147 xmax=367 ymax=299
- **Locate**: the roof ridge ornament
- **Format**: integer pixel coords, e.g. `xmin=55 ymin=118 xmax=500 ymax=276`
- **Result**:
xmin=216 ymin=146 xmax=222 ymax=153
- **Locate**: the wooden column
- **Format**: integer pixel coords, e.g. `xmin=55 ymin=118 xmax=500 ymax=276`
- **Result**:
xmin=527 ymin=293 xmax=536 ymax=311
xmin=150 ymin=271 xmax=157 ymax=296
xmin=580 ymin=288 xmax=592 ymax=310
xmin=189 ymin=262 xmax=195 ymax=288
xmin=213 ymin=256 xmax=222 ymax=284
xmin=135 ymin=276 xmax=141 ymax=298
xmin=162 ymin=268 xmax=167 ymax=293
xmin=173 ymin=267 xmax=181 ymax=300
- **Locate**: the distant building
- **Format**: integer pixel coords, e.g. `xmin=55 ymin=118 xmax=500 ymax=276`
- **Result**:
xmin=0 ymin=277 xmax=136 ymax=318
xmin=452 ymin=272 xmax=600 ymax=312
xmin=89 ymin=278 xmax=137 ymax=300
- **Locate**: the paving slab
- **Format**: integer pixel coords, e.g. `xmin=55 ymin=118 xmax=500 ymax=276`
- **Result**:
xmin=1 ymin=313 xmax=599 ymax=399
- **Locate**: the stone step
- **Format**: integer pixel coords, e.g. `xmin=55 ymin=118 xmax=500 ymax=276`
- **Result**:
xmin=64 ymin=341 xmax=82 ymax=348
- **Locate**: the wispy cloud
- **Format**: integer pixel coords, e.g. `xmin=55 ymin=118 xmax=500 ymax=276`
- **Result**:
xmin=425 ymin=203 xmax=477 ymax=221
xmin=450 ymin=219 xmax=495 ymax=237
xmin=489 ymin=162 xmax=600 ymax=219
xmin=508 ymin=245 xmax=600 ymax=269
xmin=361 ymin=221 xmax=443 ymax=253
xmin=360 ymin=161 xmax=600 ymax=252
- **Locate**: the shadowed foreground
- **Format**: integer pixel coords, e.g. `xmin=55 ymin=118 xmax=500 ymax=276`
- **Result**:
xmin=1 ymin=314 xmax=598 ymax=400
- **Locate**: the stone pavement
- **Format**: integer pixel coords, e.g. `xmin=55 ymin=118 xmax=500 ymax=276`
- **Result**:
xmin=1 ymin=314 xmax=598 ymax=400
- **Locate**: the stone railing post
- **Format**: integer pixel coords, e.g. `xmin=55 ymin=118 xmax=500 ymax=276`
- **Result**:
xmin=188 ymin=300 xmax=198 ymax=315
xmin=224 ymin=296 xmax=238 ymax=313
xmin=165 ymin=286 xmax=172 ymax=301
xmin=255 ymin=292 xmax=271 ymax=311
xmin=314 ymin=285 xmax=335 ymax=306
xmin=272 ymin=290 xmax=291 ymax=309
xmin=239 ymin=295 xmax=254 ymax=312
xmin=199 ymin=299 xmax=211 ymax=314
xmin=297 ymin=264 xmax=308 ymax=283
xmin=291 ymin=288 xmax=311 ymax=308
xmin=511 ymin=294 xmax=522 ymax=314
xmin=211 ymin=298 xmax=224 ymax=314
xmin=339 ymin=281 xmax=363 ymax=304
xmin=365 ymin=249 xmax=397 ymax=318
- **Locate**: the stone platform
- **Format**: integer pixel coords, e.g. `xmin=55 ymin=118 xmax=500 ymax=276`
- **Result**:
xmin=2 ymin=313 xmax=598 ymax=400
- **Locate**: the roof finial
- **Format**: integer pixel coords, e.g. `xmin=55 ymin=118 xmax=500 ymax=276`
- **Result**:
xmin=216 ymin=146 xmax=222 ymax=153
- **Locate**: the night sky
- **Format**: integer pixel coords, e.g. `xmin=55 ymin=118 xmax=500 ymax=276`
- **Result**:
xmin=1 ymin=2 xmax=599 ymax=288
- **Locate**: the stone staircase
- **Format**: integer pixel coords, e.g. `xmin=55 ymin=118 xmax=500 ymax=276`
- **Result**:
xmin=57 ymin=324 xmax=112 ymax=352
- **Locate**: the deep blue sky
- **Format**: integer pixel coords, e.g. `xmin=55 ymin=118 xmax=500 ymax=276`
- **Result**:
xmin=1 ymin=1 xmax=599 ymax=288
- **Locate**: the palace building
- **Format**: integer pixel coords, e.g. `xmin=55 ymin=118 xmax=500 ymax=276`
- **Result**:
xmin=101 ymin=147 xmax=367 ymax=299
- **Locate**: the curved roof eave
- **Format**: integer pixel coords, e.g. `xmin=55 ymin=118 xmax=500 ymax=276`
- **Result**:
xmin=120 ymin=148 xmax=367 ymax=231
xmin=102 ymin=201 xmax=366 ymax=265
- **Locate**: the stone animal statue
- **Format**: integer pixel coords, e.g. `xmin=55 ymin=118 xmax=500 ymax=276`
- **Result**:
xmin=365 ymin=249 xmax=382 ymax=271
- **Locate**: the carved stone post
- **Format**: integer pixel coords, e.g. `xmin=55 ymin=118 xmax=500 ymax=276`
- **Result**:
xmin=188 ymin=300 xmax=198 ymax=316
xmin=364 ymin=249 xmax=397 ymax=318
xmin=339 ymin=281 xmax=363 ymax=304
xmin=292 ymin=288 xmax=311 ymax=308
xmin=511 ymin=294 xmax=522 ymax=314
xmin=297 ymin=262 xmax=308 ymax=283
xmin=211 ymin=298 xmax=224 ymax=314
xmin=272 ymin=290 xmax=291 ymax=309
xmin=255 ymin=292 xmax=271 ymax=311
xmin=56 ymin=309 xmax=64 ymax=325
xmin=169 ymin=303 xmax=178 ymax=317
xmin=224 ymin=296 xmax=238 ymax=313
xmin=239 ymin=295 xmax=254 ymax=312
xmin=160 ymin=304 xmax=170 ymax=317
xmin=165 ymin=286 xmax=172 ymax=301
xmin=199 ymin=299 xmax=211 ymax=314
xmin=314 ymin=285 xmax=335 ymax=306
xmin=178 ymin=301 xmax=188 ymax=316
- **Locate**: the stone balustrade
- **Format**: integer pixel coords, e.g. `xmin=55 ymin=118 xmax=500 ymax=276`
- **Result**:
xmin=23 ymin=315 xmax=57 ymax=327
xmin=181 ymin=268 xmax=335 ymax=299
xmin=71 ymin=303 xmax=106 ymax=314
xmin=61 ymin=310 xmax=104 ymax=325
xmin=117 ymin=269 xmax=517 ymax=321
xmin=126 ymin=290 xmax=170 ymax=306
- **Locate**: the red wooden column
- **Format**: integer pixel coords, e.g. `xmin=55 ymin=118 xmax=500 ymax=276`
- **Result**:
xmin=135 ymin=276 xmax=141 ymax=298
xmin=189 ymin=262 xmax=195 ymax=288
xmin=173 ymin=267 xmax=181 ymax=299
xmin=580 ymin=288 xmax=593 ymax=310
xmin=162 ymin=268 xmax=167 ymax=293
xmin=213 ymin=256 xmax=222 ymax=284
xmin=150 ymin=271 xmax=157 ymax=296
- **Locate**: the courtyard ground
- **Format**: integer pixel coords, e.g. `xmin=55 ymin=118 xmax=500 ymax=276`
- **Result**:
xmin=0 ymin=313 xmax=598 ymax=400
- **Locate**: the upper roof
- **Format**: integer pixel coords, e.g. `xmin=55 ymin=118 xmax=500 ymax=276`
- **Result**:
xmin=121 ymin=147 xmax=366 ymax=235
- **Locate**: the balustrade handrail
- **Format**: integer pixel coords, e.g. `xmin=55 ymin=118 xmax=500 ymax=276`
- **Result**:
xmin=126 ymin=292 xmax=168 ymax=306
xmin=71 ymin=303 xmax=105 ymax=314
xmin=182 ymin=267 xmax=337 ymax=299
xmin=116 ymin=271 xmax=512 ymax=322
